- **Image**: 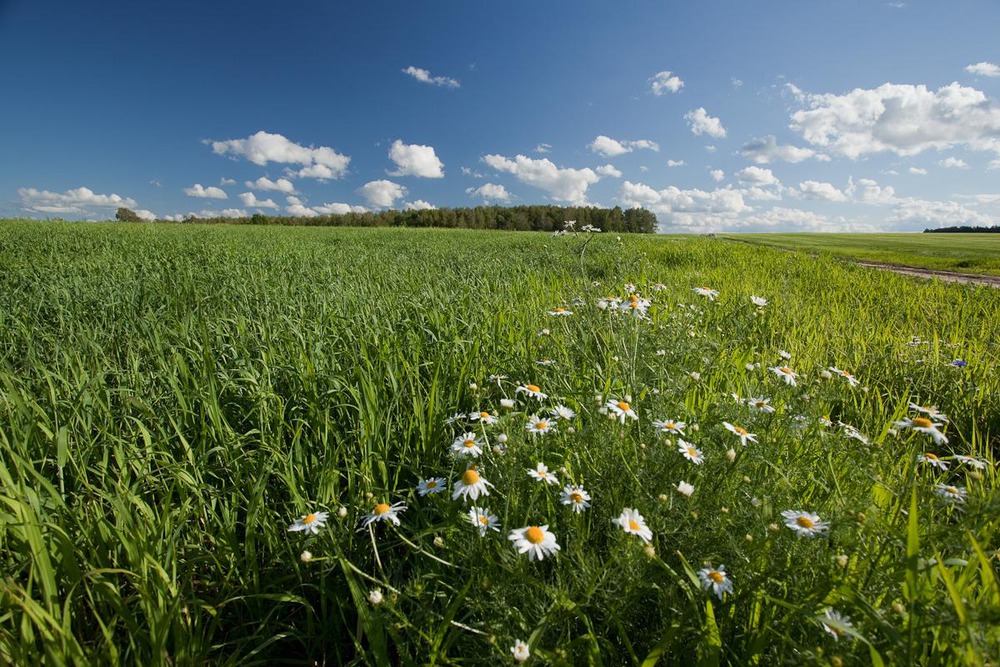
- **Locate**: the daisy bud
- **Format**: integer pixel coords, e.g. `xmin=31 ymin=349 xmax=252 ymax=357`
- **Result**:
xmin=691 ymin=424 xmax=700 ymax=433
xmin=337 ymin=506 xmax=348 ymax=519
xmin=643 ymin=544 xmax=656 ymax=559
xmin=745 ymin=363 xmax=755 ymax=371
xmin=892 ymin=601 xmax=906 ymax=614
xmin=492 ymin=445 xmax=504 ymax=454
xmin=689 ymin=372 xmax=701 ymax=382
xmin=594 ymin=394 xmax=604 ymax=404
xmin=500 ymin=398 xmax=515 ymax=409
xmin=720 ymin=507 xmax=729 ymax=514
xmin=745 ymin=534 xmax=754 ymax=542
xmin=831 ymin=657 xmax=843 ymax=667
xmin=768 ymin=523 xmax=780 ymax=533
xmin=300 ymin=550 xmax=313 ymax=563
xmin=612 ymin=355 xmax=620 ymax=362
xmin=742 ymin=476 xmax=751 ymax=483
xmin=625 ymin=394 xmax=633 ymax=403
xmin=658 ymin=493 xmax=669 ymax=502
xmin=856 ymin=512 xmax=866 ymax=523
xmin=726 ymin=449 xmax=737 ymax=462
xmin=497 ymin=433 xmax=508 ymax=443
xmin=969 ymin=470 xmax=983 ymax=481
xmin=433 ymin=536 xmax=445 ymax=548
xmin=677 ymin=481 xmax=694 ymax=497
xmin=368 ymin=589 xmax=383 ymax=606
xmin=469 ymin=382 xmax=478 ymax=391
xmin=567 ymin=426 xmax=576 ymax=434
xmin=820 ymin=369 xmax=833 ymax=379
xmin=365 ymin=491 xmax=374 ymax=500
xmin=835 ymin=554 xmax=848 ymax=568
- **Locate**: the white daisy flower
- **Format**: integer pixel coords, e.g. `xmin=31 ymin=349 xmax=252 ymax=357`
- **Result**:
xmin=908 ymin=403 xmax=949 ymax=422
xmin=361 ymin=502 xmax=406 ymax=528
xmin=605 ymin=398 xmax=638 ymax=423
xmin=288 ymin=511 xmax=330 ymax=534
xmin=697 ymin=565 xmax=734 ymax=599
xmin=416 ymin=477 xmax=446 ymax=496
xmin=613 ymin=508 xmax=653 ymax=542
xmin=443 ymin=411 xmax=467 ymax=425
xmin=619 ymin=294 xmax=651 ymax=317
xmin=746 ymin=397 xmax=775 ymax=413
xmin=781 ymin=510 xmax=828 ymax=537
xmin=535 ymin=359 xmax=556 ymax=367
xmin=488 ymin=374 xmax=508 ymax=385
xmin=723 ymin=422 xmax=758 ymax=446
xmin=893 ymin=417 xmax=948 ymax=445
xmin=451 ymin=432 xmax=484 ymax=458
xmin=750 ymin=295 xmax=768 ymax=307
xmin=933 ymin=483 xmax=967 ymax=503
xmin=820 ymin=609 xmax=854 ymax=642
xmin=918 ymin=452 xmax=949 ymax=471
xmin=769 ymin=365 xmax=797 ymax=385
xmin=953 ymin=455 xmax=987 ymax=470
xmin=508 ymin=525 xmax=560 ymax=561
xmin=515 ymin=383 xmax=547 ymax=400
xmin=550 ymin=405 xmax=577 ymax=421
xmin=468 ymin=410 xmax=498 ymax=425
xmin=500 ymin=398 xmax=516 ymax=409
xmin=527 ymin=462 xmax=560 ymax=485
xmin=537 ymin=328 xmax=550 ymax=337
xmin=829 ymin=367 xmax=860 ymax=387
xmin=842 ymin=425 xmax=871 ymax=446
xmin=693 ymin=286 xmax=719 ymax=300
xmin=526 ymin=415 xmax=555 ymax=436
xmin=678 ymin=439 xmax=704 ymax=464
xmin=368 ymin=588 xmax=383 ymax=606
xmin=560 ymin=485 xmax=591 ymax=513
xmin=597 ymin=296 xmax=622 ymax=310
xmin=453 ymin=467 xmax=494 ymax=501
xmin=548 ymin=307 xmax=573 ymax=316
xmin=676 ymin=481 xmax=694 ymax=497
xmin=778 ymin=350 xmax=792 ymax=360
xmin=652 ymin=418 xmax=686 ymax=434
xmin=468 ymin=507 xmax=501 ymax=535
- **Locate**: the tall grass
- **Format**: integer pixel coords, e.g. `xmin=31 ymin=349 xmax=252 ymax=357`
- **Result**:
xmin=0 ymin=221 xmax=997 ymax=665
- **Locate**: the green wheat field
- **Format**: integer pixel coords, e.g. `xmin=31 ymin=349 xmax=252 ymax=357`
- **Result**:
xmin=1 ymin=221 xmax=998 ymax=666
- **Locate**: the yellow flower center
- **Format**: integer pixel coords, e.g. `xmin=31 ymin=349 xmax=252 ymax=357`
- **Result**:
xmin=525 ymin=526 xmax=545 ymax=544
xmin=687 ymin=447 xmax=698 ymax=458
xmin=913 ymin=417 xmax=933 ymax=428
xmin=526 ymin=384 xmax=540 ymax=393
xmin=755 ymin=401 xmax=766 ymax=408
xmin=462 ymin=469 xmax=480 ymax=485
xmin=425 ymin=480 xmax=437 ymax=489
xmin=924 ymin=452 xmax=939 ymax=460
xmin=945 ymin=486 xmax=958 ymax=494
xmin=708 ymin=570 xmax=724 ymax=584
xmin=536 ymin=421 xmax=548 ymax=430
xmin=629 ymin=294 xmax=639 ymax=302
xmin=479 ymin=515 xmax=488 ymax=525
xmin=480 ymin=411 xmax=490 ymax=419
xmin=570 ymin=492 xmax=583 ymax=503
xmin=734 ymin=426 xmax=747 ymax=436
xmin=303 ymin=513 xmax=318 ymax=524
xmin=779 ymin=367 xmax=792 ymax=374
xmin=629 ymin=301 xmax=640 ymax=309
xmin=617 ymin=401 xmax=631 ymax=412
xmin=701 ymin=286 xmax=712 ymax=291
xmin=373 ymin=503 xmax=390 ymax=516
xmin=628 ymin=519 xmax=641 ymax=532
xmin=554 ymin=308 xmax=566 ymax=313
xmin=463 ymin=439 xmax=476 ymax=448
xmin=796 ymin=516 xmax=815 ymax=529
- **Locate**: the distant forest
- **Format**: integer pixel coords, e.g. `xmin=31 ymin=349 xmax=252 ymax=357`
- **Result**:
xmin=134 ymin=205 xmax=659 ymax=234
xmin=924 ymin=225 xmax=1000 ymax=233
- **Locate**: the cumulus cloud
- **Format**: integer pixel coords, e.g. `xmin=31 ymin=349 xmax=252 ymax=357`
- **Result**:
xmin=220 ymin=178 xmax=236 ymax=186
xmin=908 ymin=167 xmax=927 ymax=175
xmin=466 ymin=183 xmax=513 ymax=203
xmin=134 ymin=209 xmax=157 ymax=221
xmin=734 ymin=166 xmax=779 ymax=186
xmin=245 ymin=176 xmax=295 ymax=193
xmin=184 ymin=183 xmax=227 ymax=199
xmin=797 ymin=180 xmax=848 ymax=202
xmin=710 ymin=169 xmax=725 ymax=182
xmin=402 ymin=66 xmax=460 ymax=88
xmin=740 ymin=135 xmax=817 ymax=164
xmin=179 ymin=208 xmax=248 ymax=218
xmin=618 ymin=181 xmax=749 ymax=228
xmin=461 ymin=167 xmax=484 ymax=178
xmin=18 ymin=186 xmax=138 ymax=215
xmin=387 ymin=140 xmax=445 ymax=178
xmin=887 ymin=197 xmax=993 ymax=229
xmin=789 ymin=82 xmax=1000 ymax=158
xmin=989 ymin=158 xmax=1000 ymax=170
xmin=358 ymin=180 xmax=407 ymax=208
xmin=848 ymin=177 xmax=897 ymax=204
xmin=666 ymin=160 xmax=686 ymax=167
xmin=966 ymin=62 xmax=1000 ymax=77
xmin=404 ymin=200 xmax=436 ymax=210
xmin=535 ymin=143 xmax=552 ymax=154
xmin=596 ymin=164 xmax=623 ymax=178
xmin=482 ymin=154 xmax=600 ymax=204
xmin=588 ymin=135 xmax=660 ymax=157
xmin=238 ymin=192 xmax=279 ymax=209
xmin=939 ymin=157 xmax=969 ymax=169
xmin=685 ymin=108 xmax=727 ymax=138
xmin=650 ymin=71 xmax=684 ymax=95
xmin=210 ymin=130 xmax=350 ymax=179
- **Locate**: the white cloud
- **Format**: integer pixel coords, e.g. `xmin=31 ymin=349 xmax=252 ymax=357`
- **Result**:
xmin=184 ymin=183 xmax=228 ymax=199
xmin=185 ymin=208 xmax=248 ymax=218
xmin=210 ymin=130 xmax=350 ymax=179
xmin=466 ymin=183 xmax=513 ymax=203
xmin=887 ymin=198 xmax=993 ymax=229
xmin=596 ymin=164 xmax=623 ymax=178
xmin=135 ymin=209 xmax=157 ymax=221
xmin=313 ymin=202 xmax=368 ymax=215
xmin=402 ymin=66 xmax=460 ymax=88
xmin=739 ymin=135 xmax=817 ymax=164
xmin=939 ymin=157 xmax=969 ymax=169
xmin=535 ymin=143 xmax=552 ymax=154
xmin=908 ymin=167 xmax=927 ymax=175
xmin=798 ymin=180 xmax=848 ymax=202
xmin=789 ymin=82 xmax=1000 ymax=158
xmin=618 ymin=181 xmax=749 ymax=228
xmin=966 ymin=62 xmax=1000 ymax=77
xmin=220 ymin=178 xmax=236 ymax=186
xmin=18 ymin=186 xmax=138 ymax=215
xmin=238 ymin=192 xmax=279 ymax=209
xmin=588 ymin=135 xmax=659 ymax=157
xmin=358 ymin=180 xmax=407 ymax=208
xmin=989 ymin=159 xmax=1000 ymax=170
xmin=650 ymin=71 xmax=684 ymax=95
xmin=848 ymin=177 xmax=897 ymax=204
xmin=387 ymin=140 xmax=445 ymax=178
xmin=667 ymin=160 xmax=686 ymax=167
xmin=461 ymin=167 xmax=484 ymax=178
xmin=482 ymin=154 xmax=600 ymax=204
xmin=734 ymin=166 xmax=779 ymax=185
xmin=245 ymin=176 xmax=295 ymax=193
xmin=710 ymin=169 xmax=725 ymax=182
xmin=404 ymin=200 xmax=436 ymax=210
xmin=685 ymin=108 xmax=727 ymax=138
xmin=705 ymin=146 xmax=717 ymax=153
xmin=731 ymin=78 xmax=743 ymax=88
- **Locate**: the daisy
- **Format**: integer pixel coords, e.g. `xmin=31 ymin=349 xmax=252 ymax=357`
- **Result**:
xmin=652 ymin=418 xmax=686 ymax=434
xmin=933 ymin=483 xmax=967 ymax=503
xmin=779 ymin=350 xmax=792 ymax=360
xmin=535 ymin=359 xmax=556 ymax=367
xmin=548 ymin=307 xmax=573 ymax=316
xmin=560 ymin=485 xmax=591 ymax=513
xmin=953 ymin=455 xmax=988 ymax=470
xmin=453 ymin=467 xmax=494 ymax=501
xmin=908 ymin=403 xmax=949 ymax=422
xmin=288 ymin=510 xmax=330 ymax=535
xmin=781 ymin=510 xmax=828 ymax=538
xmin=746 ymin=397 xmax=776 ymax=413
xmin=468 ymin=507 xmax=501 ymax=536
xmin=697 ymin=565 xmax=734 ymax=599
xmin=515 ymin=383 xmax=547 ymax=400
xmin=917 ymin=452 xmax=949 ymax=471
xmin=676 ymin=481 xmax=694 ymax=497
xmin=678 ymin=439 xmax=704 ymax=464
xmin=508 ymin=525 xmax=560 ymax=561
xmin=488 ymin=374 xmax=508 ymax=385
xmin=893 ymin=416 xmax=948 ymax=445
xmin=500 ymin=398 xmax=515 ymax=409
xmin=361 ymin=501 xmax=406 ymax=528
xmin=750 ymin=295 xmax=768 ymax=307
xmin=527 ymin=462 xmax=560 ymax=485
xmin=723 ymin=422 xmax=758 ymax=447
xmin=451 ymin=432 xmax=484 ymax=458
xmin=619 ymin=294 xmax=651 ymax=317
xmin=469 ymin=410 xmax=498 ymax=425
xmin=829 ymin=367 xmax=860 ymax=387
xmin=605 ymin=398 xmax=638 ymax=423
xmin=416 ymin=477 xmax=446 ymax=496
xmin=693 ymin=286 xmax=719 ymax=300
xmin=597 ymin=296 xmax=622 ymax=310
xmin=550 ymin=405 xmax=576 ymax=421
xmin=526 ymin=415 xmax=555 ymax=436
xmin=443 ymin=411 xmax=466 ymax=425
xmin=769 ymin=366 xmax=798 ymax=386
xmin=613 ymin=508 xmax=653 ymax=542
xmin=820 ymin=609 xmax=855 ymax=642
xmin=842 ymin=425 xmax=871 ymax=446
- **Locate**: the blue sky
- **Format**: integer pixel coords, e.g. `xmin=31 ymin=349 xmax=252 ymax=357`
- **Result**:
xmin=3 ymin=0 xmax=999 ymax=232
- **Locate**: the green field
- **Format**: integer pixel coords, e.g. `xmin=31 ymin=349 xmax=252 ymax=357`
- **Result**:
xmin=1 ymin=221 xmax=998 ymax=665
xmin=721 ymin=233 xmax=1000 ymax=277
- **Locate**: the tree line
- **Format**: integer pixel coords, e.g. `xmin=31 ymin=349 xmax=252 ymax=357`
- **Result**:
xmin=924 ymin=225 xmax=1000 ymax=233
xmin=117 ymin=205 xmax=658 ymax=233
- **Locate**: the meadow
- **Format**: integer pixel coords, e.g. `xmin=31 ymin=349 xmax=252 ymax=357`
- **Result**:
xmin=0 ymin=220 xmax=998 ymax=666
xmin=721 ymin=233 xmax=1000 ymax=277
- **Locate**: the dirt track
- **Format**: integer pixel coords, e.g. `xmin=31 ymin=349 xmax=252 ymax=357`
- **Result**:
xmin=853 ymin=261 xmax=1000 ymax=288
